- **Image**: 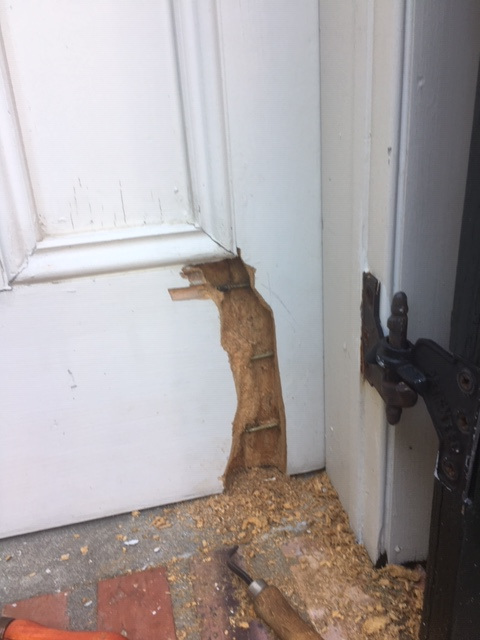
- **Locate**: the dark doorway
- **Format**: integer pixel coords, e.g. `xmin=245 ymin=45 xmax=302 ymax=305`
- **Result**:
xmin=421 ymin=60 xmax=480 ymax=640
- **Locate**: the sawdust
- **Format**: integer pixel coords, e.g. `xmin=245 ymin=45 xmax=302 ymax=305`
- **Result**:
xmin=161 ymin=469 xmax=423 ymax=639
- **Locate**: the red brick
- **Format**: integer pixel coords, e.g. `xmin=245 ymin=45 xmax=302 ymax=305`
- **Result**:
xmin=97 ymin=567 xmax=176 ymax=640
xmin=2 ymin=592 xmax=69 ymax=629
xmin=192 ymin=551 xmax=233 ymax=640
xmin=192 ymin=549 xmax=251 ymax=640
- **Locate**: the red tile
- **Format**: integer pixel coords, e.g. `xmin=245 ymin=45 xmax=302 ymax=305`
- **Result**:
xmin=192 ymin=549 xmax=251 ymax=640
xmin=192 ymin=550 xmax=233 ymax=640
xmin=2 ymin=592 xmax=69 ymax=629
xmin=97 ymin=568 xmax=176 ymax=640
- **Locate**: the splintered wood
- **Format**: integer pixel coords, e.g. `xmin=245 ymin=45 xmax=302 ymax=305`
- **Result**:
xmin=174 ymin=257 xmax=287 ymax=481
xmin=163 ymin=469 xmax=423 ymax=640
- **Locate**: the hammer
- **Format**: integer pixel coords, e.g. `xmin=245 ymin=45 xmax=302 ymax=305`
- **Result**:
xmin=227 ymin=546 xmax=324 ymax=640
xmin=0 ymin=617 xmax=125 ymax=640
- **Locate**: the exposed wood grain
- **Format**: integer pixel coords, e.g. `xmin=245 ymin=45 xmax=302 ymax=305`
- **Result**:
xmin=181 ymin=257 xmax=287 ymax=479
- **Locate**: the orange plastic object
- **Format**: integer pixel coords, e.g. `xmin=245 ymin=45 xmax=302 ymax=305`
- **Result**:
xmin=2 ymin=619 xmax=126 ymax=640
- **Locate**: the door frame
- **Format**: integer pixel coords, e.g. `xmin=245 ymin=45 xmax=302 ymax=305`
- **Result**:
xmin=320 ymin=1 xmax=480 ymax=562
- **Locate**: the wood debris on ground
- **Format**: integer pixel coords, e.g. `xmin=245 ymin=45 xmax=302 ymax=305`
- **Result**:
xmin=159 ymin=468 xmax=423 ymax=639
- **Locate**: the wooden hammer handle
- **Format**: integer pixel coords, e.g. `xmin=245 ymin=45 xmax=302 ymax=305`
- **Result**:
xmin=253 ymin=585 xmax=324 ymax=640
xmin=2 ymin=619 xmax=125 ymax=640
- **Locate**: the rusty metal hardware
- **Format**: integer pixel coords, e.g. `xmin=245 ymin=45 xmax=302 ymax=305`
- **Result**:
xmin=250 ymin=351 xmax=274 ymax=361
xmin=361 ymin=272 xmax=480 ymax=496
xmin=216 ymin=282 xmax=250 ymax=292
xmin=244 ymin=421 xmax=279 ymax=434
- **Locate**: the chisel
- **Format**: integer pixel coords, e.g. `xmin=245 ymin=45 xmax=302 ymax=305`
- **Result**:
xmin=227 ymin=546 xmax=323 ymax=640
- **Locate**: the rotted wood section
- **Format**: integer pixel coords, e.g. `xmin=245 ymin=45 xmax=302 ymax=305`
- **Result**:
xmin=169 ymin=257 xmax=286 ymax=482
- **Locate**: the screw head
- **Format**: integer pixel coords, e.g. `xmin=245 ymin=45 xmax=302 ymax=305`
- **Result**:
xmin=457 ymin=368 xmax=475 ymax=394
xmin=441 ymin=457 xmax=459 ymax=482
xmin=456 ymin=411 xmax=470 ymax=434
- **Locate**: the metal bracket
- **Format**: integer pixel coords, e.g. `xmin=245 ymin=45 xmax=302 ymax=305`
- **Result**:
xmin=361 ymin=272 xmax=480 ymax=497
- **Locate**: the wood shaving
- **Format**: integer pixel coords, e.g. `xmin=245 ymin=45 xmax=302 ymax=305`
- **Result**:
xmin=161 ymin=469 xmax=422 ymax=639
xmin=151 ymin=516 xmax=172 ymax=530
xmin=363 ymin=616 xmax=390 ymax=635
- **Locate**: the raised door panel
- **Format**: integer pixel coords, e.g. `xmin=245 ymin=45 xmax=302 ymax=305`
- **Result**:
xmin=0 ymin=0 xmax=235 ymax=288
xmin=1 ymin=1 xmax=192 ymax=235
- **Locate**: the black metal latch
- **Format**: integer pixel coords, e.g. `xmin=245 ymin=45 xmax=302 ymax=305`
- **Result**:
xmin=361 ymin=272 xmax=480 ymax=498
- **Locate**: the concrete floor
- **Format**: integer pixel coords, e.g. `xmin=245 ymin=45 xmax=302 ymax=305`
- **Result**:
xmin=0 ymin=470 xmax=423 ymax=639
xmin=0 ymin=499 xmax=192 ymax=632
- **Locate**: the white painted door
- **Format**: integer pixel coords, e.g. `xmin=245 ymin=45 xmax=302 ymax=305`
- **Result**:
xmin=0 ymin=1 xmax=324 ymax=538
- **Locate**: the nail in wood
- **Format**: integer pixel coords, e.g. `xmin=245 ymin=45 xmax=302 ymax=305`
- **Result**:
xmin=245 ymin=422 xmax=279 ymax=434
xmin=250 ymin=351 xmax=274 ymax=361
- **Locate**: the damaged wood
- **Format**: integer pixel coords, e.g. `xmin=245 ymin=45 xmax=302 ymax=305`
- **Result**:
xmin=170 ymin=257 xmax=287 ymax=482
xmin=168 ymin=284 xmax=210 ymax=301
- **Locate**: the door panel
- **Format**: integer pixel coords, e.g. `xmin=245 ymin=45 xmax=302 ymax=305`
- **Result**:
xmin=0 ymin=0 xmax=236 ymax=538
xmin=0 ymin=1 xmax=324 ymax=538
xmin=1 ymin=1 xmax=192 ymax=235
xmin=0 ymin=269 xmax=236 ymax=537
xmin=0 ymin=0 xmax=235 ymax=290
